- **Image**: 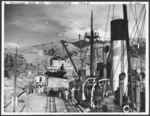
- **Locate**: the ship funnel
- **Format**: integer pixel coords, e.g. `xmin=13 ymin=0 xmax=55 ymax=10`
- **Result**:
xmin=110 ymin=19 xmax=128 ymax=94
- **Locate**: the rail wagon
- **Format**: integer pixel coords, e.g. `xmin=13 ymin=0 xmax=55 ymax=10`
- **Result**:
xmin=43 ymin=76 xmax=69 ymax=97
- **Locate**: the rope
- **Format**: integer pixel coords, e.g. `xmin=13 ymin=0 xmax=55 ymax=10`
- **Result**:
xmin=101 ymin=4 xmax=110 ymax=63
xmin=80 ymin=36 xmax=89 ymax=66
xmin=104 ymin=4 xmax=110 ymax=41
xmin=127 ymin=5 xmax=146 ymax=70
xmin=78 ymin=9 xmax=94 ymax=68
xmin=128 ymin=3 xmax=131 ymax=22
xmin=130 ymin=5 xmax=145 ymax=43
xmin=118 ymin=5 xmax=146 ymax=70
xmin=134 ymin=5 xmax=141 ymax=47
xmin=82 ymin=41 xmax=90 ymax=64
xmin=140 ymin=11 xmax=146 ymax=39
xmin=130 ymin=4 xmax=145 ymax=40
xmin=140 ymin=9 xmax=146 ymax=39
xmin=94 ymin=39 xmax=99 ymax=59
xmin=107 ymin=4 xmax=144 ymax=62
xmin=112 ymin=4 xmax=115 ymax=20
xmin=107 ymin=5 xmax=119 ymax=62
xmin=134 ymin=10 xmax=146 ymax=70
xmin=111 ymin=5 xmax=146 ymax=79
xmin=94 ymin=38 xmax=102 ymax=60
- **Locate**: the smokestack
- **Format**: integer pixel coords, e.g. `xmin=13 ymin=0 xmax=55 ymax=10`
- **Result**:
xmin=110 ymin=19 xmax=128 ymax=94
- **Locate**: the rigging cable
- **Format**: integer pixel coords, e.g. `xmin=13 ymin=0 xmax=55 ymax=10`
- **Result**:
xmin=110 ymin=5 xmax=145 ymax=80
xmin=104 ymin=4 xmax=110 ymax=41
xmin=82 ymin=36 xmax=90 ymax=67
xmin=78 ymin=16 xmax=91 ymax=69
xmin=95 ymin=38 xmax=100 ymax=60
xmin=136 ymin=10 xmax=146 ymax=70
xmin=124 ymin=6 xmax=146 ymax=71
xmin=129 ymin=5 xmax=145 ymax=69
xmin=80 ymin=35 xmax=89 ymax=68
xmin=128 ymin=4 xmax=131 ymax=22
xmin=110 ymin=5 xmax=143 ymax=71
xmin=107 ymin=5 xmax=120 ymax=62
xmin=130 ymin=4 xmax=144 ymax=42
xmin=135 ymin=5 xmax=146 ymax=48
xmin=92 ymin=10 xmax=100 ymax=61
xmin=101 ymin=4 xmax=111 ymax=64
xmin=112 ymin=4 xmax=115 ymax=20
xmin=127 ymin=5 xmax=146 ymax=70
xmin=129 ymin=5 xmax=145 ymax=44
xmin=134 ymin=5 xmax=140 ymax=49
xmin=140 ymin=8 xmax=146 ymax=39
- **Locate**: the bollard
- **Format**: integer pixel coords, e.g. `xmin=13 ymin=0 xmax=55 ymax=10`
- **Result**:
xmin=119 ymin=72 xmax=126 ymax=106
xmin=136 ymin=70 xmax=141 ymax=112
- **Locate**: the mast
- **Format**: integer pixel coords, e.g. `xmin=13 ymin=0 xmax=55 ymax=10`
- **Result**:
xmin=123 ymin=4 xmax=134 ymax=108
xmin=90 ymin=10 xmax=94 ymax=77
xmin=79 ymin=34 xmax=83 ymax=69
xmin=85 ymin=10 xmax=99 ymax=77
xmin=13 ymin=47 xmax=17 ymax=112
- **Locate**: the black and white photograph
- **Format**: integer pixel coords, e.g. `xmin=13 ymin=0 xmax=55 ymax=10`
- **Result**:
xmin=1 ymin=1 xmax=149 ymax=115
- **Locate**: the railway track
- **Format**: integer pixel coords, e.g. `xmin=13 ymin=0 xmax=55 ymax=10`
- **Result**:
xmin=5 ymin=92 xmax=84 ymax=113
xmin=4 ymin=91 xmax=27 ymax=112
xmin=64 ymin=99 xmax=84 ymax=112
xmin=47 ymin=96 xmax=57 ymax=112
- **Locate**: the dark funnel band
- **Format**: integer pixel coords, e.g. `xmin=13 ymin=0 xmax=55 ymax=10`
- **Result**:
xmin=111 ymin=19 xmax=128 ymax=41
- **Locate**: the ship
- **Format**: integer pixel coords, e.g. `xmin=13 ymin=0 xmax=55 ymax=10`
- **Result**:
xmin=6 ymin=3 xmax=146 ymax=113
xmin=56 ymin=4 xmax=146 ymax=112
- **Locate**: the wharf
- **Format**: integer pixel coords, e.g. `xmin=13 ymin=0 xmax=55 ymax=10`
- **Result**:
xmin=4 ymin=93 xmax=67 ymax=113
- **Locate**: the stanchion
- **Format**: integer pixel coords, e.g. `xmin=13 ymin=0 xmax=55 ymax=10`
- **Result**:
xmin=136 ymin=70 xmax=141 ymax=112
xmin=119 ymin=72 xmax=126 ymax=106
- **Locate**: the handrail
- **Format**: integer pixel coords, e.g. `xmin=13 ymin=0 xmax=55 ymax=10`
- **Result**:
xmin=90 ymin=79 xmax=110 ymax=108
xmin=82 ymin=77 xmax=96 ymax=100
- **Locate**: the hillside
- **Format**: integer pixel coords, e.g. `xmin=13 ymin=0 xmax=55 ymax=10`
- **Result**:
xmin=11 ymin=42 xmax=79 ymax=58
xmin=4 ymin=39 xmax=145 ymax=68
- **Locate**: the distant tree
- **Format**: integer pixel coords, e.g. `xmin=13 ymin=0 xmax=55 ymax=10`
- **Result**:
xmin=4 ymin=53 xmax=27 ymax=78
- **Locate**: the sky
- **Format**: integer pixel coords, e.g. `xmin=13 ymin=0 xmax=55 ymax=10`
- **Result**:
xmin=4 ymin=2 xmax=146 ymax=46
